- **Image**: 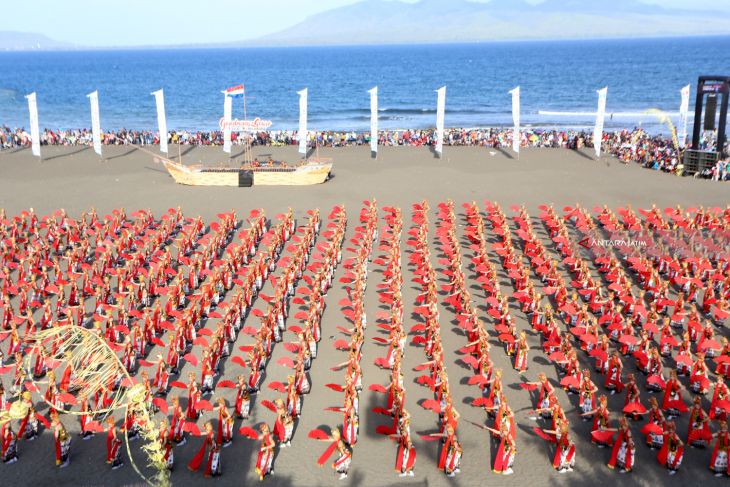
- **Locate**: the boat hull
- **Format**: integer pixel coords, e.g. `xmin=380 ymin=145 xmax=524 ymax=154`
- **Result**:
xmin=160 ymin=160 xmax=331 ymax=186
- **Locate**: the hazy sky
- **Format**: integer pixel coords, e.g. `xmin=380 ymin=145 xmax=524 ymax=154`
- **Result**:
xmin=3 ymin=0 xmax=723 ymax=47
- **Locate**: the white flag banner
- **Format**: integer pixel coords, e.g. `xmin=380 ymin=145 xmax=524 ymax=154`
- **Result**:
xmin=509 ymin=86 xmax=520 ymax=154
xmin=369 ymin=86 xmax=378 ymax=154
xmin=593 ymin=87 xmax=608 ymax=158
xmin=151 ymin=89 xmax=168 ymax=154
xmin=435 ymin=86 xmax=446 ymax=155
xmin=25 ymin=92 xmax=41 ymax=157
xmin=298 ymin=88 xmax=308 ymax=155
xmin=678 ymin=84 xmax=690 ymax=148
xmin=223 ymin=94 xmax=232 ymax=154
xmin=87 ymin=90 xmax=102 ymax=156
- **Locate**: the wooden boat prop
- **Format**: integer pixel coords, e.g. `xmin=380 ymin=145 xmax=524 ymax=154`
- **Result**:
xmin=154 ymin=154 xmax=333 ymax=187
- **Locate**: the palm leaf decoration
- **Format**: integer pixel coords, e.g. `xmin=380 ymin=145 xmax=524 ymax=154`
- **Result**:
xmin=23 ymin=325 xmax=171 ymax=487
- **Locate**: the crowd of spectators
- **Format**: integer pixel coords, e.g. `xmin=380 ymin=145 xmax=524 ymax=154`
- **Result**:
xmin=1 ymin=125 xmax=727 ymax=181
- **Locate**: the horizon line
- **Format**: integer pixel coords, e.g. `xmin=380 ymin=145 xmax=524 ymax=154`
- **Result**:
xmin=3 ymin=32 xmax=729 ymax=53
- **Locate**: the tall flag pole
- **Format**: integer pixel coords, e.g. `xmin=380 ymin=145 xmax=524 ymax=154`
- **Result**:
xmin=87 ymin=90 xmax=102 ymax=156
xmin=435 ymin=86 xmax=446 ymax=157
xmin=151 ymin=89 xmax=168 ymax=154
xmin=223 ymin=94 xmax=233 ymax=154
xmin=678 ymin=84 xmax=690 ymax=148
xmin=298 ymin=88 xmax=308 ymax=156
xmin=369 ymin=86 xmax=378 ymax=157
xmin=509 ymin=86 xmax=520 ymax=156
xmin=25 ymin=92 xmax=41 ymax=158
xmin=593 ymin=87 xmax=608 ymax=159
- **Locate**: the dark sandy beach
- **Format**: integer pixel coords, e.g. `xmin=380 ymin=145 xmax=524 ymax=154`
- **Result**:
xmin=0 ymin=144 xmax=727 ymax=487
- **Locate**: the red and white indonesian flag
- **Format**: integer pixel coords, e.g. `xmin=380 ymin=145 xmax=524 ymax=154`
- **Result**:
xmin=298 ymin=88 xmax=308 ymax=155
xmin=593 ymin=87 xmax=608 ymax=158
xmin=369 ymin=86 xmax=378 ymax=153
xmin=25 ymin=92 xmax=41 ymax=157
xmin=87 ymin=90 xmax=102 ymax=156
xmin=223 ymin=94 xmax=233 ymax=154
xmin=151 ymin=89 xmax=168 ymax=154
xmin=224 ymin=84 xmax=245 ymax=98
xmin=509 ymin=86 xmax=520 ymax=154
xmin=435 ymin=86 xmax=446 ymax=155
xmin=678 ymin=84 xmax=690 ymax=148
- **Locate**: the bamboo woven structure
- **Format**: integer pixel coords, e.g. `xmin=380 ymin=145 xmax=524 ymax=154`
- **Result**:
xmin=157 ymin=157 xmax=332 ymax=186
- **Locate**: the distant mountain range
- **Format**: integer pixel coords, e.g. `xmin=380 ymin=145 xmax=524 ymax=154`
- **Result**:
xmin=0 ymin=31 xmax=73 ymax=51
xmin=251 ymin=0 xmax=730 ymax=46
xmin=2 ymin=0 xmax=729 ymax=51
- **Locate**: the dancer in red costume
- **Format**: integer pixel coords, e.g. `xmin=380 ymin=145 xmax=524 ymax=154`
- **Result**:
xmin=657 ymin=421 xmax=684 ymax=475
xmin=607 ymin=417 xmax=635 ymax=473
xmin=187 ymin=421 xmax=221 ymax=477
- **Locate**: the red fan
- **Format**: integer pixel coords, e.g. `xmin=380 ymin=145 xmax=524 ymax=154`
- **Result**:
xmin=232 ymin=356 xmax=248 ymax=368
xmin=646 ymin=375 xmax=666 ymax=389
xmin=467 ymin=375 xmax=488 ymax=386
xmin=0 ymin=366 xmax=12 ymax=375
xmin=640 ymin=423 xmax=663 ymax=436
xmin=193 ymin=337 xmax=209 ymax=347
xmin=471 ymin=397 xmax=492 ymax=407
xmin=532 ymin=427 xmax=556 ymax=443
xmin=268 ymin=381 xmax=286 ymax=393
xmin=619 ymin=335 xmax=638 ymax=346
xmin=548 ymin=351 xmax=566 ymax=362
xmin=138 ymin=359 xmax=154 ymax=368
xmin=308 ymin=428 xmax=329 ymax=440
xmin=376 ymin=425 xmax=397 ymax=436
xmin=250 ymin=309 xmax=264 ymax=318
xmin=419 ymin=434 xmax=442 ymax=442
xmin=591 ymin=430 xmax=615 ymax=445
xmin=261 ymin=400 xmax=277 ymax=412
xmin=368 ymin=384 xmax=387 ymax=393
xmin=410 ymin=323 xmax=427 ymax=333
xmin=58 ymin=392 xmax=77 ymax=405
xmin=498 ymin=333 xmax=515 ymax=344
xmin=675 ymin=354 xmax=693 ymax=367
xmin=25 ymin=382 xmax=40 ymax=393
xmin=623 ymin=402 xmax=647 ymax=415
xmin=150 ymin=397 xmax=168 ymax=413
xmin=560 ymin=376 xmax=580 ymax=390
xmin=239 ymin=426 xmax=259 ymax=439
xmin=325 ymin=383 xmax=345 ymax=392
xmin=289 ymin=325 xmax=302 ymax=334
xmin=421 ymin=399 xmax=441 ymax=413
xmin=170 ymin=381 xmax=187 ymax=389
xmin=216 ymin=380 xmax=236 ymax=389
xmin=333 ymin=339 xmax=350 ymax=350
xmin=86 ymin=420 xmax=105 ymax=433
xmin=114 ymin=325 xmax=130 ymax=335
xmin=184 ymin=422 xmax=202 ymax=436
xmin=519 ymin=383 xmax=538 ymax=391
xmin=688 ymin=429 xmax=712 ymax=443
xmin=197 ymin=400 xmax=214 ymax=412
xmin=183 ymin=353 xmax=198 ymax=366
xmin=277 ymin=356 xmax=295 ymax=368
xmin=241 ymin=326 xmax=258 ymax=336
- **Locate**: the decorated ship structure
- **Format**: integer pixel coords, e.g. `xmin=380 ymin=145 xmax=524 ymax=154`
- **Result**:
xmin=152 ymin=86 xmax=332 ymax=187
